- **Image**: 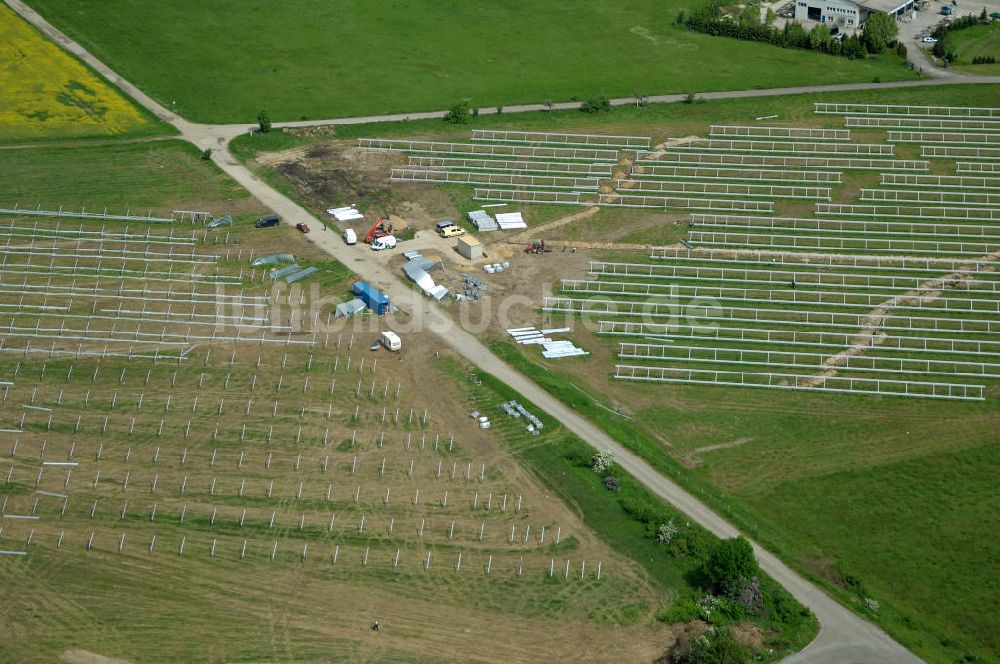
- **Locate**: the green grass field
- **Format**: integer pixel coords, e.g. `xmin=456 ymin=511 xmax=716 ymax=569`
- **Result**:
xmin=0 ymin=140 xmax=255 ymax=215
xmin=26 ymin=0 xmax=916 ymax=123
xmin=230 ymin=82 xmax=1000 ymax=159
xmin=493 ymin=342 xmax=1000 ymax=664
xmin=951 ymin=21 xmax=1000 ymax=74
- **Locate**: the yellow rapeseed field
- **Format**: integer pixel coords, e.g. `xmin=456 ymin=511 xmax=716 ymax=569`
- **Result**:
xmin=0 ymin=3 xmax=154 ymax=141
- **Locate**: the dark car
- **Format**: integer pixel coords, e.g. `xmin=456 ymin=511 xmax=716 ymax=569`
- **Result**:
xmin=255 ymin=214 xmax=280 ymax=228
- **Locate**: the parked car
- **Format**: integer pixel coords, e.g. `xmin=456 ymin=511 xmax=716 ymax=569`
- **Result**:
xmin=296 ymin=222 xmax=310 ymax=233
xmin=437 ymin=225 xmax=466 ymax=238
xmin=255 ymin=214 xmax=280 ymax=228
xmin=922 ymin=36 xmax=938 ymax=42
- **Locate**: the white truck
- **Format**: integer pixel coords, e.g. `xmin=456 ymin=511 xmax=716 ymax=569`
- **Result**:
xmin=380 ymin=330 xmax=402 ymax=351
xmin=343 ymin=228 xmax=357 ymax=245
xmin=370 ymin=235 xmax=397 ymax=251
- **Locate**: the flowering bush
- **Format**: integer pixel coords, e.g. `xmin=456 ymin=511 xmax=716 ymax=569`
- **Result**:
xmin=725 ymin=575 xmax=764 ymax=615
xmin=591 ymin=450 xmax=615 ymax=474
xmin=696 ymin=595 xmax=720 ymax=621
xmin=658 ymin=520 xmax=678 ymax=545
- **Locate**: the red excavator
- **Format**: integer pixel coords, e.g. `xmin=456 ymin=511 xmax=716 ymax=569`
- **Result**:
xmin=364 ymin=217 xmax=394 ymax=244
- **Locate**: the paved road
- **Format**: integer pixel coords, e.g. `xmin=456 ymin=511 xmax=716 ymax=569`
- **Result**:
xmin=7 ymin=1 xmax=964 ymax=661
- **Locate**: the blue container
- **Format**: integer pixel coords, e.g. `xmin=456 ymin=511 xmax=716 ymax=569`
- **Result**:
xmin=352 ymin=281 xmax=390 ymax=316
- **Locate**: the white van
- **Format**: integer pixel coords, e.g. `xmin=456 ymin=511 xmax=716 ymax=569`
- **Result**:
xmin=370 ymin=235 xmax=397 ymax=251
xmin=343 ymin=228 xmax=357 ymax=245
xmin=380 ymin=330 xmax=402 ymax=351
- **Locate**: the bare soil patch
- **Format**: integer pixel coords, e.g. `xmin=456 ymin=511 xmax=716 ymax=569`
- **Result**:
xmin=61 ymin=651 xmax=134 ymax=664
xmin=682 ymin=437 xmax=755 ymax=469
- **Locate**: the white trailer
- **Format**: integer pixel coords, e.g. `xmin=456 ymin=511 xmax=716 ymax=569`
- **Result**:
xmin=380 ymin=330 xmax=402 ymax=351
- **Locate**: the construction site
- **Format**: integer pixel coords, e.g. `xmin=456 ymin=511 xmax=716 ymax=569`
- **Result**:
xmin=3 ymin=1 xmax=1000 ymax=661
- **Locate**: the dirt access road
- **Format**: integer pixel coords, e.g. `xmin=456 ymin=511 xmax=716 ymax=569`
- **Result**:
xmin=8 ymin=1 xmax=974 ymax=660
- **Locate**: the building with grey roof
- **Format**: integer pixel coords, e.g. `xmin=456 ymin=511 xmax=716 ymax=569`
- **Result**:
xmin=794 ymin=0 xmax=915 ymax=28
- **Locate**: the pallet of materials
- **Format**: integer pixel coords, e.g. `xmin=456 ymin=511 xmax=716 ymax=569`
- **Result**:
xmin=507 ymin=326 xmax=588 ymax=358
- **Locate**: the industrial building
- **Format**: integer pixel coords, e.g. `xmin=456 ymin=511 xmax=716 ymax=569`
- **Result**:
xmin=794 ymin=0 xmax=915 ymax=27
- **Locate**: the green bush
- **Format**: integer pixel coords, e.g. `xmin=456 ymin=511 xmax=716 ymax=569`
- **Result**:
xmin=933 ymin=35 xmax=959 ymax=62
xmin=834 ymin=560 xmax=866 ymax=593
xmin=620 ymin=490 xmax=665 ymax=525
xmin=862 ymin=12 xmax=898 ymax=53
xmin=444 ymin=100 xmax=470 ymax=124
xmin=671 ymin=536 xmax=692 ymax=557
xmin=844 ymin=34 xmax=867 ymax=59
xmin=660 ymin=596 xmax=701 ymax=623
xmin=580 ymin=94 xmax=611 ymax=113
xmin=712 ymin=595 xmax=750 ymax=623
xmin=563 ymin=446 xmax=592 ymax=468
xmin=763 ymin=583 xmax=809 ymax=626
xmin=808 ymin=23 xmax=830 ymax=50
xmin=256 ymin=109 xmax=271 ymax=133
xmin=686 ymin=627 xmax=752 ymax=664
xmin=702 ymin=536 xmax=758 ymax=592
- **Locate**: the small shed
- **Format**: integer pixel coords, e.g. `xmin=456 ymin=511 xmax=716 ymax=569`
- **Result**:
xmin=456 ymin=235 xmax=483 ymax=260
xmin=335 ymin=298 xmax=366 ymax=318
